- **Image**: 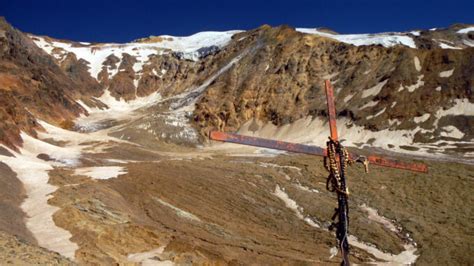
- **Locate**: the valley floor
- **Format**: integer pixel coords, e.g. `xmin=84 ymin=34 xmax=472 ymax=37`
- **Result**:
xmin=1 ymin=135 xmax=473 ymax=265
xmin=0 ymin=91 xmax=473 ymax=265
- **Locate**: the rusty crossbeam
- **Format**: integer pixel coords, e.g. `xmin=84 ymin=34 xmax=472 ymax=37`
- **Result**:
xmin=325 ymin=80 xmax=350 ymax=266
xmin=210 ymin=131 xmax=326 ymax=155
xmin=209 ymin=131 xmax=428 ymax=173
xmin=325 ymin=80 xmax=339 ymax=141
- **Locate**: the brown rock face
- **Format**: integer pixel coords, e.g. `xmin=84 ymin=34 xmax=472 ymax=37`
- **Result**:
xmin=193 ymin=26 xmax=474 ymax=147
xmin=0 ymin=17 xmax=90 ymax=149
xmin=60 ymin=53 xmax=103 ymax=98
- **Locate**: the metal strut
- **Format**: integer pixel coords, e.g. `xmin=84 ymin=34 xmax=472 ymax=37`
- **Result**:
xmin=208 ymin=133 xmax=428 ymax=173
xmin=324 ymin=80 xmax=350 ymax=265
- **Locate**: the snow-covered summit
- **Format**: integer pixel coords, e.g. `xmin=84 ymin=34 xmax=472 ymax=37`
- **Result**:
xmin=296 ymin=25 xmax=474 ymax=49
xmin=31 ymin=30 xmax=243 ymax=80
xmin=29 ymin=24 xmax=474 ymax=86
xmin=296 ymin=28 xmax=417 ymax=48
xmin=457 ymin=27 xmax=474 ymax=34
xmin=135 ymin=30 xmax=242 ymax=52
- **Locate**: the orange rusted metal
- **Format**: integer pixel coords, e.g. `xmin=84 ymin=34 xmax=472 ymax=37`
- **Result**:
xmin=210 ymin=131 xmax=327 ymax=156
xmin=209 ymin=131 xmax=428 ymax=173
xmin=366 ymin=155 xmax=428 ymax=173
xmin=325 ymin=80 xmax=339 ymax=141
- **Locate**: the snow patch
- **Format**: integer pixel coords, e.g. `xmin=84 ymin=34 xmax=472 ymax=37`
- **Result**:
xmin=360 ymin=204 xmax=398 ymax=233
xmin=37 ymin=120 xmax=120 ymax=152
xmin=344 ymin=94 xmax=355 ymax=103
xmin=463 ymin=39 xmax=474 ymax=47
xmin=0 ymin=134 xmax=79 ymax=259
xmin=154 ymin=197 xmax=201 ymax=222
xmin=361 ymin=80 xmax=388 ymax=98
xmin=0 ymin=121 xmax=126 ymax=260
xmin=397 ymin=84 xmax=404 ymax=92
xmin=360 ymin=100 xmax=379 ymax=110
xmin=457 ymin=27 xmax=474 ymax=34
xmin=414 ymin=114 xmax=430 ymax=123
xmin=406 ymin=75 xmax=424 ymax=92
xmin=366 ymin=107 xmax=386 ymax=120
xmin=434 ymin=99 xmax=474 ymax=127
xmin=21 ymin=132 xmax=81 ymax=166
xmin=296 ymin=28 xmax=416 ymax=48
xmin=348 ymin=235 xmax=418 ymax=265
xmin=440 ymin=125 xmax=465 ymax=139
xmin=75 ymin=90 xmax=162 ymax=131
xmin=439 ymin=68 xmax=454 ymax=78
xmin=294 ymin=181 xmax=320 ymax=193
xmin=273 ymin=185 xmax=320 ymax=228
xmin=74 ymin=166 xmax=126 ymax=180
xmin=329 ymin=246 xmax=338 ymax=259
xmin=439 ymin=43 xmax=462 ymax=49
xmin=414 ymin=57 xmax=421 ymax=72
xmin=221 ymin=99 xmax=473 ymax=157
xmin=388 ymin=119 xmax=402 ymax=127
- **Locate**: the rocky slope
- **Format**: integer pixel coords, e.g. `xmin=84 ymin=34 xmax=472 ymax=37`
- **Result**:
xmin=0 ymin=18 xmax=95 ymax=150
xmin=195 ymin=25 xmax=474 ymax=158
xmin=0 ymin=17 xmax=472 ymax=159
xmin=0 ymin=231 xmax=72 ymax=265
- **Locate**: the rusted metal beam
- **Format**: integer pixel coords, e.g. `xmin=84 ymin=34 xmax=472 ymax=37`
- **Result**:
xmin=209 ymin=131 xmax=428 ymax=173
xmin=325 ymin=80 xmax=350 ymax=265
xmin=325 ymin=80 xmax=339 ymax=141
xmin=210 ymin=131 xmax=326 ymax=155
xmin=365 ymin=155 xmax=427 ymax=173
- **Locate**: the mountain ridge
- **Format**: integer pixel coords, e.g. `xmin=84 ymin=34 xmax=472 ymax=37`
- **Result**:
xmin=0 ymin=17 xmax=473 ymax=159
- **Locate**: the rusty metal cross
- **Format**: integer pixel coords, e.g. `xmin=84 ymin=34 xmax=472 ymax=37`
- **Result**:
xmin=209 ymin=80 xmax=428 ymax=264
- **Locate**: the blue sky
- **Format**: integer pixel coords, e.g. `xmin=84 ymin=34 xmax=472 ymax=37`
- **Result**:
xmin=3 ymin=0 xmax=474 ymax=43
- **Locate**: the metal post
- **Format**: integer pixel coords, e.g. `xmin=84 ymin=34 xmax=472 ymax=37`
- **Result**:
xmin=325 ymin=80 xmax=339 ymax=141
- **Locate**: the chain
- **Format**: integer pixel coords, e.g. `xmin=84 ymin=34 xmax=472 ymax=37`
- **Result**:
xmin=325 ymin=137 xmax=351 ymax=266
xmin=324 ymin=138 xmax=351 ymax=195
